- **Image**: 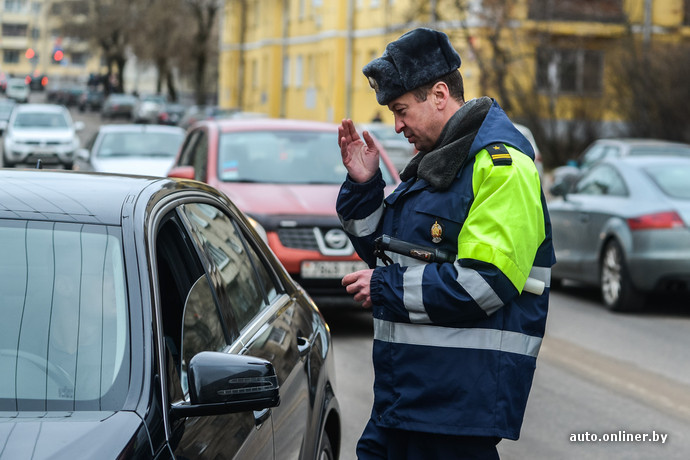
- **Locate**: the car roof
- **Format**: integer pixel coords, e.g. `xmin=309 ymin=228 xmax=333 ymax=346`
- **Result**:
xmin=206 ymin=117 xmax=339 ymax=133
xmin=97 ymin=123 xmax=185 ymax=135
xmin=0 ymin=169 xmax=164 ymax=225
xmin=592 ymin=138 xmax=690 ymax=148
xmin=605 ymin=155 xmax=690 ymax=167
xmin=12 ymin=103 xmax=67 ymax=113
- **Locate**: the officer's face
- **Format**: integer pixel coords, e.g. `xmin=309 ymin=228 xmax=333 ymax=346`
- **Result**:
xmin=388 ymin=90 xmax=444 ymax=153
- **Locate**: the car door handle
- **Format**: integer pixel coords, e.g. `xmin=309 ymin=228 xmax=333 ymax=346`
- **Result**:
xmin=297 ymin=336 xmax=311 ymax=357
xmin=254 ymin=408 xmax=271 ymax=428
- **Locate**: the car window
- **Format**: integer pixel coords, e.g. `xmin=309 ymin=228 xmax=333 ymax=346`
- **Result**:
xmin=155 ymin=213 xmax=228 ymax=400
xmin=14 ymin=111 xmax=69 ymax=128
xmin=178 ymin=129 xmax=208 ymax=181
xmin=181 ymin=203 xmax=281 ymax=332
xmin=0 ymin=220 xmax=130 ymax=412
xmin=96 ymin=131 xmax=184 ymax=158
xmin=574 ymin=164 xmax=627 ymax=196
xmin=643 ymin=163 xmax=690 ymax=199
xmin=217 ymin=129 xmax=395 ymax=184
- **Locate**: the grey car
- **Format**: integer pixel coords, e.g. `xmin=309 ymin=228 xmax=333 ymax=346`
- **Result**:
xmin=549 ymin=156 xmax=690 ymax=311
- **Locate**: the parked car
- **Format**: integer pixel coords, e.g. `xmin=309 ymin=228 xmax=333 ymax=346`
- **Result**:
xmin=2 ymin=103 xmax=84 ymax=168
xmin=5 ymin=77 xmax=29 ymax=103
xmin=101 ymin=93 xmax=138 ymax=120
xmin=0 ymin=97 xmax=16 ymax=134
xmin=58 ymin=86 xmax=87 ymax=107
xmin=157 ymin=101 xmax=187 ymax=126
xmin=133 ymin=94 xmax=168 ymax=123
xmin=78 ymin=88 xmax=105 ymax=112
xmin=168 ymin=118 xmax=400 ymax=304
xmin=551 ymin=138 xmax=690 ymax=192
xmin=0 ymin=168 xmax=341 ymax=459
xmin=549 ymin=156 xmax=690 ymax=311
xmin=73 ymin=124 xmax=185 ymax=176
xmin=357 ymin=122 xmax=416 ymax=172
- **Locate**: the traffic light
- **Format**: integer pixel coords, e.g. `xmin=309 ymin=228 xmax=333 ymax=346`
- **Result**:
xmin=53 ymin=49 xmax=64 ymax=62
xmin=25 ymin=48 xmax=35 ymax=60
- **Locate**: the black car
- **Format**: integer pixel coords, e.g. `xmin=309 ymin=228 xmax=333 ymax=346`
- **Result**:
xmin=79 ymin=89 xmax=105 ymax=112
xmin=0 ymin=169 xmax=340 ymax=459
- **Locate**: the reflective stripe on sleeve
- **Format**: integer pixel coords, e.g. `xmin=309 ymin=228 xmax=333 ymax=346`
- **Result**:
xmin=529 ymin=266 xmax=551 ymax=288
xmin=338 ymin=202 xmax=384 ymax=237
xmin=373 ymin=318 xmax=542 ymax=358
xmin=454 ymin=261 xmax=503 ymax=315
xmin=403 ymin=265 xmax=430 ymax=323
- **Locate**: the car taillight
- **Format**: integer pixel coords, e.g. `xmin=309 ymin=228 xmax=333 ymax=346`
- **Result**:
xmin=627 ymin=211 xmax=685 ymax=230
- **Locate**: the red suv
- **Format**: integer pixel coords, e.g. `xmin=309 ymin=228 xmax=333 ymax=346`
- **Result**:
xmin=168 ymin=118 xmax=400 ymax=304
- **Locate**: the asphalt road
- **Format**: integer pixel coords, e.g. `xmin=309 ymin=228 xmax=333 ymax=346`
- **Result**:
xmin=322 ymin=285 xmax=690 ymax=460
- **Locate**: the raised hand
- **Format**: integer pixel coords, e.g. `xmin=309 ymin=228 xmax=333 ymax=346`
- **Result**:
xmin=338 ymin=119 xmax=380 ymax=183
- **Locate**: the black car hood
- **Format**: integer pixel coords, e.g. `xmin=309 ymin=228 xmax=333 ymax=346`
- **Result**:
xmin=0 ymin=411 xmax=146 ymax=460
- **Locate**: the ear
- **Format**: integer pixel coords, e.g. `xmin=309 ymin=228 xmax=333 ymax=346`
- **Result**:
xmin=431 ymin=81 xmax=450 ymax=110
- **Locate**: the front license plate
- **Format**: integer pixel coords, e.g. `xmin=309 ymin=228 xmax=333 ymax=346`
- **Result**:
xmin=301 ymin=261 xmax=368 ymax=279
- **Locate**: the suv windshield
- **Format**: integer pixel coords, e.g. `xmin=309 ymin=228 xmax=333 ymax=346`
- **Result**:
xmin=217 ymin=130 xmax=395 ymax=185
xmin=0 ymin=221 xmax=130 ymax=412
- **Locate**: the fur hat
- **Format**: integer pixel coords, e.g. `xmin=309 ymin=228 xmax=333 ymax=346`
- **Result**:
xmin=363 ymin=28 xmax=462 ymax=106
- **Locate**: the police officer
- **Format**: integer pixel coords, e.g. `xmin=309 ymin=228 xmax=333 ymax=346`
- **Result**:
xmin=336 ymin=28 xmax=555 ymax=459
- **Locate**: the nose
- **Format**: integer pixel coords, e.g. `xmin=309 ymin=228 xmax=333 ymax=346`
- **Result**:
xmin=394 ymin=118 xmax=405 ymax=134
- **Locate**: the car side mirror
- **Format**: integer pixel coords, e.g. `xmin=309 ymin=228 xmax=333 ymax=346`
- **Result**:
xmin=170 ymin=352 xmax=280 ymax=419
xmin=549 ymin=180 xmax=570 ymax=198
xmin=76 ymin=148 xmax=89 ymax=161
xmin=167 ymin=165 xmax=196 ymax=180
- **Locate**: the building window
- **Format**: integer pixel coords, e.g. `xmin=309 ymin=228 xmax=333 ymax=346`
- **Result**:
xmin=3 ymin=50 xmax=20 ymax=64
xmin=71 ymin=52 xmax=88 ymax=66
xmin=528 ymin=0 xmax=623 ymax=23
xmin=283 ymin=56 xmax=290 ymax=88
xmin=685 ymin=0 xmax=690 ymax=26
xmin=295 ymin=55 xmax=303 ymax=88
xmin=4 ymin=0 xmax=26 ymax=13
xmin=536 ymin=47 xmax=603 ymax=95
xmin=2 ymin=23 xmax=28 ymax=37
xmin=31 ymin=27 xmax=40 ymax=39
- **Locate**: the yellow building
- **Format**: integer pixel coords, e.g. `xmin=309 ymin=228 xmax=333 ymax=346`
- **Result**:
xmin=0 ymin=0 xmax=102 ymax=89
xmin=219 ymin=0 xmax=690 ymax=130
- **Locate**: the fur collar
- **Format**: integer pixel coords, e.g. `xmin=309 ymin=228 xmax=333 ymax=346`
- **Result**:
xmin=399 ymin=97 xmax=492 ymax=190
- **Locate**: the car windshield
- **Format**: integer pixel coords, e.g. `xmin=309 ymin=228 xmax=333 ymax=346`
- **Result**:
xmin=14 ymin=112 xmax=69 ymax=128
xmin=217 ymin=130 xmax=395 ymax=185
xmin=643 ymin=163 xmax=690 ymax=200
xmin=96 ymin=131 xmax=184 ymax=158
xmin=0 ymin=221 xmax=130 ymax=412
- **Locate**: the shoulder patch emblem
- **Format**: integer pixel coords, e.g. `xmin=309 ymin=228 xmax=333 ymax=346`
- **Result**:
xmin=488 ymin=143 xmax=512 ymax=166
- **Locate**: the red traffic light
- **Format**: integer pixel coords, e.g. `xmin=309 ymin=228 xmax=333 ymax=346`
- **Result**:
xmin=25 ymin=48 xmax=35 ymax=59
xmin=53 ymin=49 xmax=64 ymax=61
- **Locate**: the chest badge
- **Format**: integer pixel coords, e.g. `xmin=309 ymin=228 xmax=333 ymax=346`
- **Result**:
xmin=430 ymin=220 xmax=443 ymax=244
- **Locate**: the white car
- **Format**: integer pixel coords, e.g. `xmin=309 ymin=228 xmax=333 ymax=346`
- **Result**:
xmin=5 ymin=77 xmax=29 ymax=103
xmin=132 ymin=94 xmax=167 ymax=123
xmin=2 ymin=103 xmax=84 ymax=168
xmin=73 ymin=124 xmax=185 ymax=176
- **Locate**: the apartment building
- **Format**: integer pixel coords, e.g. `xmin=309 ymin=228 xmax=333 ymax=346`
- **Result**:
xmin=0 ymin=0 xmax=101 ymax=89
xmin=219 ymin=0 xmax=690 ymax=132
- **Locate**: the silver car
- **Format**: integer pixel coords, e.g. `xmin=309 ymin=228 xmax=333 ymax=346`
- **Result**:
xmin=73 ymin=124 xmax=185 ymax=177
xmin=2 ymin=103 xmax=84 ymax=168
xmin=549 ymin=156 xmax=690 ymax=311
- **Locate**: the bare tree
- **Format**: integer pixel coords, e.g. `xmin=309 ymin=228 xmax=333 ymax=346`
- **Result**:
xmin=183 ymin=0 xmax=221 ymax=106
xmin=57 ymin=0 xmax=140 ymax=94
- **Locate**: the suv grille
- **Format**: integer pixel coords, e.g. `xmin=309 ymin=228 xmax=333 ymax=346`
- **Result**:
xmin=278 ymin=228 xmax=318 ymax=250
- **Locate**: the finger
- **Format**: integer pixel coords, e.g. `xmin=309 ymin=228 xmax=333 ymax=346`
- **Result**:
xmin=343 ymin=119 xmax=360 ymax=141
xmin=362 ymin=130 xmax=378 ymax=151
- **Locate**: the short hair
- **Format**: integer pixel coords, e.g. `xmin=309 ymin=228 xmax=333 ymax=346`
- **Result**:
xmin=411 ymin=70 xmax=465 ymax=104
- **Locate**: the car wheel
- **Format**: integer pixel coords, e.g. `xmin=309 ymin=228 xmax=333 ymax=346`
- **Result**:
xmin=600 ymin=239 xmax=644 ymax=312
xmin=317 ymin=431 xmax=334 ymax=460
